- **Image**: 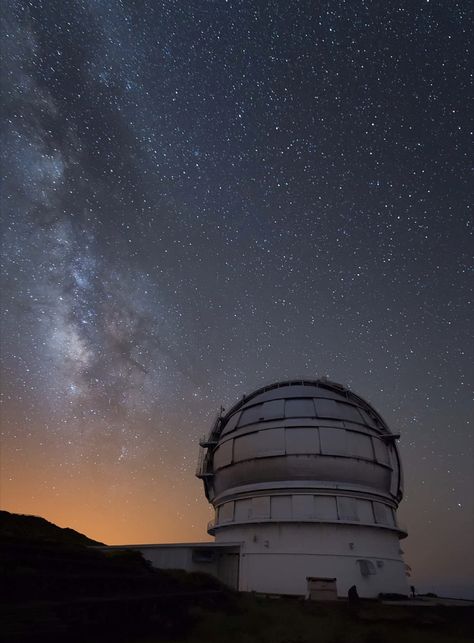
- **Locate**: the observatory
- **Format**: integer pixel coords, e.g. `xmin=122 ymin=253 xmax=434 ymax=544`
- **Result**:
xmin=196 ymin=379 xmax=409 ymax=598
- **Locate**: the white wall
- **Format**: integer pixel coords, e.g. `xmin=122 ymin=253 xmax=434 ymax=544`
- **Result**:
xmin=240 ymin=553 xmax=407 ymax=597
xmin=217 ymin=523 xmax=409 ymax=598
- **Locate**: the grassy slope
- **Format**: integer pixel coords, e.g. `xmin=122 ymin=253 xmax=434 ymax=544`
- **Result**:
xmin=154 ymin=595 xmax=474 ymax=643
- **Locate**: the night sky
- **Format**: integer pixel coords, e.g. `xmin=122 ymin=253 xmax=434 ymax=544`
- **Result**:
xmin=1 ymin=1 xmax=472 ymax=598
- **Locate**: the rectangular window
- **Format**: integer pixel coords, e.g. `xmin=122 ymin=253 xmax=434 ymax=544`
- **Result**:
xmin=192 ymin=549 xmax=215 ymax=563
xmin=337 ymin=497 xmax=359 ymax=521
xmin=356 ymin=499 xmax=375 ymax=523
xmin=218 ymin=501 xmax=234 ymax=523
xmin=314 ymin=496 xmax=338 ymax=520
xmin=285 ymin=398 xmax=316 ymax=418
xmin=251 ymin=496 xmax=270 ymax=518
xmin=293 ymin=494 xmax=314 ymax=518
xmin=271 ymin=496 xmax=292 ymax=520
xmin=373 ymin=502 xmax=391 ymax=525
xmin=234 ymin=498 xmax=252 ymax=521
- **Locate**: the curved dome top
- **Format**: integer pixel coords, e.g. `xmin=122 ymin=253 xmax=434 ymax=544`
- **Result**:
xmin=198 ymin=378 xmax=403 ymax=506
xmin=218 ymin=378 xmax=393 ymax=439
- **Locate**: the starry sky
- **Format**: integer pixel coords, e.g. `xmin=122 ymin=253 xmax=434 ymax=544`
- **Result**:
xmin=1 ymin=1 xmax=472 ymax=598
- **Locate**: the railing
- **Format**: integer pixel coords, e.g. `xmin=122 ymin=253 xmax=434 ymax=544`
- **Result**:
xmin=195 ymin=445 xmax=215 ymax=478
xmin=208 ymin=411 xmax=223 ymax=443
xmin=195 ymin=445 xmax=206 ymax=477
xmin=196 ymin=409 xmax=224 ymax=478
xmin=199 ymin=434 xmax=218 ymax=448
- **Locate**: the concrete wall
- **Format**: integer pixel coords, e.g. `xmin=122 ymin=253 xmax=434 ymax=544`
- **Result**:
xmin=217 ymin=523 xmax=408 ymax=598
xmin=126 ymin=545 xmax=239 ymax=589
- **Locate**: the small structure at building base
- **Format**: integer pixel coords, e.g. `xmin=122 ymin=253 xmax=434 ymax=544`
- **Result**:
xmin=307 ymin=577 xmax=338 ymax=601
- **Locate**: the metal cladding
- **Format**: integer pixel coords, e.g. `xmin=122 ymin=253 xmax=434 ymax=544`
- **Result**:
xmin=198 ymin=379 xmax=403 ymax=512
xmin=196 ymin=379 xmax=409 ymax=597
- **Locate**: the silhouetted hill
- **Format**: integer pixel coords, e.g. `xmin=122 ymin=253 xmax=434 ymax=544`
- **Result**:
xmin=0 ymin=510 xmax=103 ymax=546
xmin=0 ymin=511 xmax=230 ymax=642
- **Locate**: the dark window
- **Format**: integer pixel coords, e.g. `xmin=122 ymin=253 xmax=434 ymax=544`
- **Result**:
xmin=192 ymin=549 xmax=215 ymax=563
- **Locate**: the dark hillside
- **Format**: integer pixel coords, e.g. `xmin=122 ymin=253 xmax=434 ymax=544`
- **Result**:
xmin=1 ymin=512 xmax=472 ymax=643
xmin=0 ymin=510 xmax=103 ymax=546
xmin=0 ymin=511 xmax=231 ymax=643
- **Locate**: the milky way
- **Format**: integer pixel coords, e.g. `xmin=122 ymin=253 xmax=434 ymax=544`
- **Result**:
xmin=1 ymin=1 xmax=472 ymax=597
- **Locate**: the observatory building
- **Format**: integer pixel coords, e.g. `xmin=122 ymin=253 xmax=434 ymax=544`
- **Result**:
xmin=103 ymin=378 xmax=409 ymax=599
xmin=196 ymin=379 xmax=409 ymax=598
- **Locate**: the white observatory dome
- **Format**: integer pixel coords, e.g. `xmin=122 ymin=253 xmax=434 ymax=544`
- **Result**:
xmin=197 ymin=379 xmax=409 ymax=598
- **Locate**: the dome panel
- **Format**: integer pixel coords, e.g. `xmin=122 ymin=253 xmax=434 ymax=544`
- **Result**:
xmin=261 ymin=399 xmax=286 ymax=420
xmin=315 ymin=398 xmax=343 ymax=420
xmin=212 ymin=455 xmax=392 ymax=497
xmin=286 ymin=428 xmax=320 ymax=454
xmin=319 ymin=427 xmax=347 ymax=456
xmin=285 ymin=398 xmax=317 ymax=418
xmin=238 ymin=405 xmax=264 ymax=427
xmin=213 ymin=439 xmax=233 ymax=469
xmin=241 ymin=385 xmax=323 ymax=405
xmin=236 ymin=383 xmax=349 ymax=409
xmin=346 ymin=431 xmax=374 ymax=459
xmin=199 ymin=379 xmax=402 ymax=507
xmin=373 ymin=438 xmax=389 ymax=464
xmin=221 ymin=412 xmax=241 ymax=436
